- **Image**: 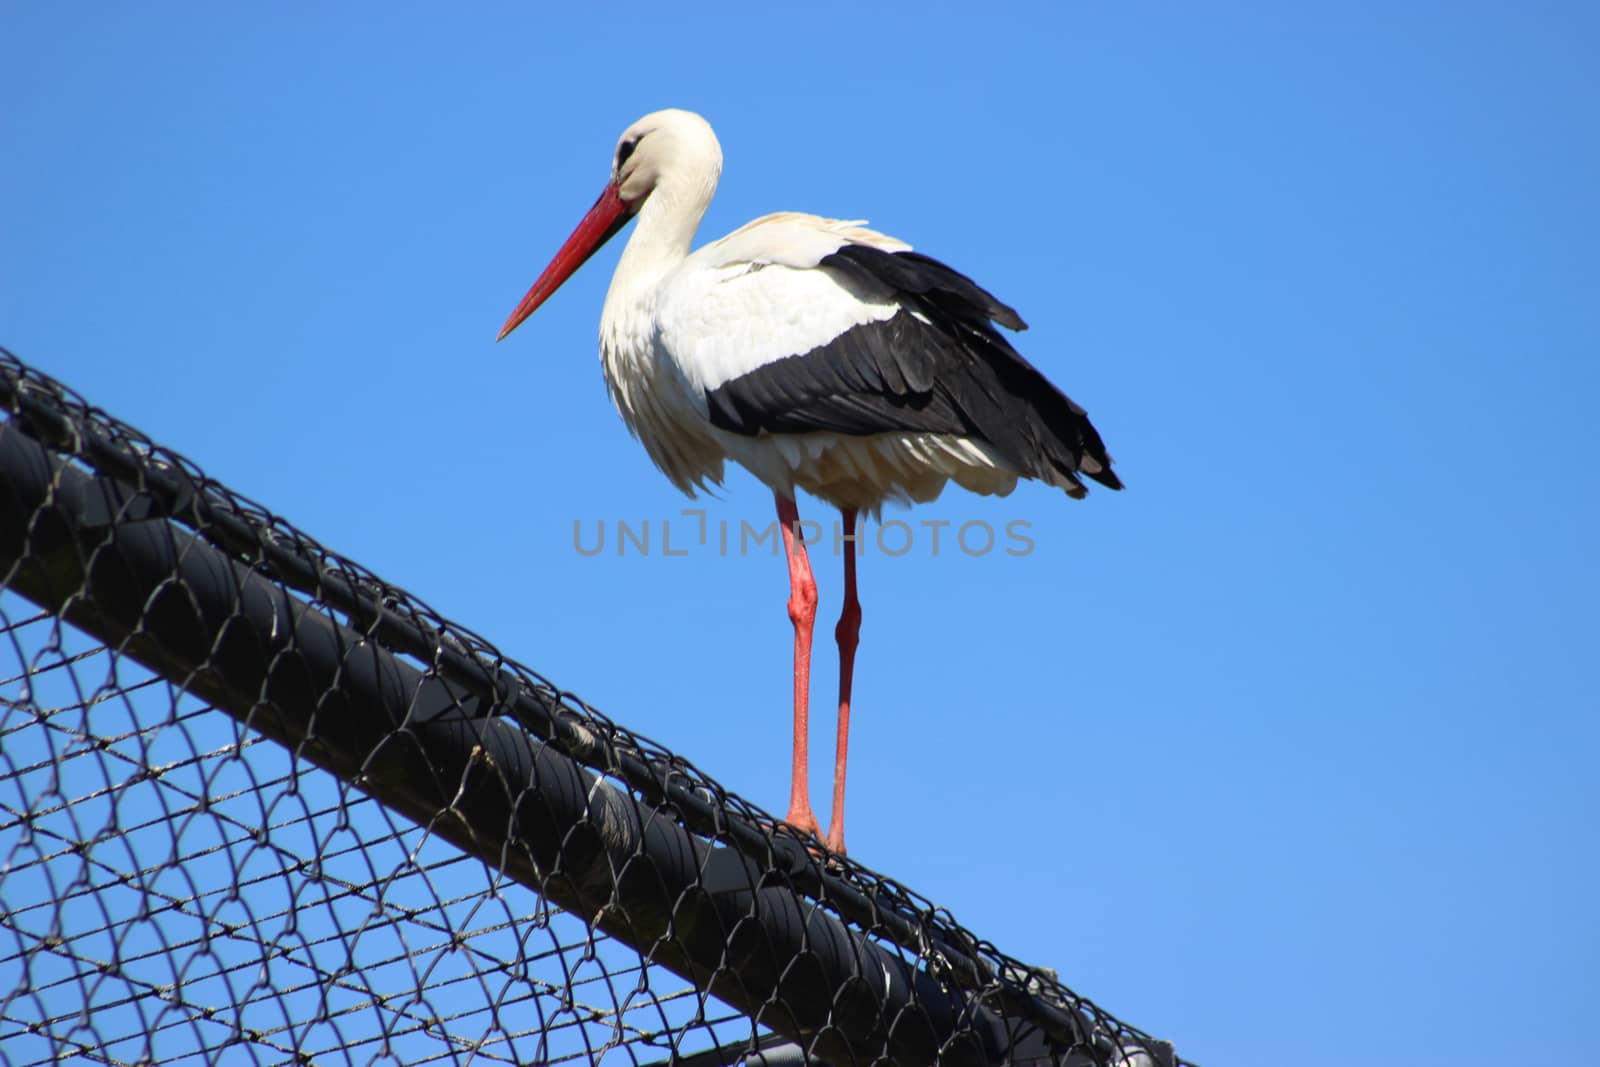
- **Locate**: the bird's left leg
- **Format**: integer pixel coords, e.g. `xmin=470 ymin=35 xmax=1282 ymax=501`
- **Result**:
xmin=776 ymin=493 xmax=820 ymax=840
xmin=827 ymin=507 xmax=862 ymax=855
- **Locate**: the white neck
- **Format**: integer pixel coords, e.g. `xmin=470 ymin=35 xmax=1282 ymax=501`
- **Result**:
xmin=604 ymin=169 xmax=718 ymax=316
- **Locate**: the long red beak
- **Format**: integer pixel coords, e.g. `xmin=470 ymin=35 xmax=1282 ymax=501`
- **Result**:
xmin=497 ymin=183 xmax=633 ymax=341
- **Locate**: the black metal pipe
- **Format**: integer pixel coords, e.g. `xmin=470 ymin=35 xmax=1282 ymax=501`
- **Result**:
xmin=0 ymin=416 xmax=1073 ymax=1066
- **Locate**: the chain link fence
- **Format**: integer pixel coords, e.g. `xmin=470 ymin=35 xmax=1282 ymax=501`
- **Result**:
xmin=0 ymin=348 xmax=1185 ymax=1066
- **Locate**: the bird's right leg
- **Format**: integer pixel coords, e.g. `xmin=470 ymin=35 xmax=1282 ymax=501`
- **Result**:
xmin=826 ymin=507 xmax=862 ymax=855
xmin=776 ymin=493 xmax=819 ymax=839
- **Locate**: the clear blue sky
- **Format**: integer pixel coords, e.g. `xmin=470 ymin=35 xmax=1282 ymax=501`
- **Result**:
xmin=3 ymin=4 xmax=1596 ymax=1063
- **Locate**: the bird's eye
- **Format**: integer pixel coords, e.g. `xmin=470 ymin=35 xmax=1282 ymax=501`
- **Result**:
xmin=616 ymin=138 xmax=639 ymax=169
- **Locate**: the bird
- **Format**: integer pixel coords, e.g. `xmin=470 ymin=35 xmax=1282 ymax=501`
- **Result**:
xmin=497 ymin=109 xmax=1121 ymax=855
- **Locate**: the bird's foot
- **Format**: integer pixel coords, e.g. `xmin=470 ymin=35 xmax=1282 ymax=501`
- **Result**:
xmin=765 ymin=808 xmax=850 ymax=867
xmin=780 ymin=805 xmax=821 ymax=842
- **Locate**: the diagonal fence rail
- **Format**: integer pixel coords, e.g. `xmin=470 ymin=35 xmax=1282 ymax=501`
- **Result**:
xmin=0 ymin=347 xmax=1185 ymax=1066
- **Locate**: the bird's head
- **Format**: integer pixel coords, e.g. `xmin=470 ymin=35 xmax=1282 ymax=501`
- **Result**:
xmin=612 ymin=109 xmax=722 ymax=205
xmin=497 ymin=109 xmax=722 ymax=342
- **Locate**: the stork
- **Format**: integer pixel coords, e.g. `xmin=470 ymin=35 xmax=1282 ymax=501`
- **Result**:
xmin=498 ymin=109 xmax=1121 ymax=855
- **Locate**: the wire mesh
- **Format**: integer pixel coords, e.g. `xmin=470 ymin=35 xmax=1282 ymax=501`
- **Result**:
xmin=0 ymin=347 xmax=1185 ymax=1066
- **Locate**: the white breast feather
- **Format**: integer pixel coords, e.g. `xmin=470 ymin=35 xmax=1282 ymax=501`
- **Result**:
xmin=601 ymin=289 xmax=726 ymax=496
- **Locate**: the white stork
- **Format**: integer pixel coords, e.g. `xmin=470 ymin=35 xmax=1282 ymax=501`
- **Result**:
xmin=498 ymin=109 xmax=1121 ymax=855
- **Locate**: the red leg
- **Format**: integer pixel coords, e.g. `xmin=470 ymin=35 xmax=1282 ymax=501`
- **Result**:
xmin=776 ymin=494 xmax=819 ymax=839
xmin=827 ymin=508 xmax=862 ymax=855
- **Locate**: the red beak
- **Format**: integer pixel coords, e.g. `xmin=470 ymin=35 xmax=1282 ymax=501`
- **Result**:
xmin=497 ymin=183 xmax=633 ymax=341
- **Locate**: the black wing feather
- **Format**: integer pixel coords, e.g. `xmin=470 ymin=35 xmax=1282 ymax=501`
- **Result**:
xmin=704 ymin=244 xmax=1122 ymax=496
